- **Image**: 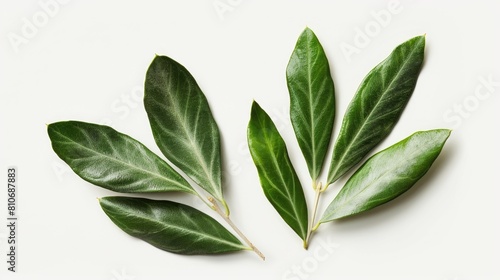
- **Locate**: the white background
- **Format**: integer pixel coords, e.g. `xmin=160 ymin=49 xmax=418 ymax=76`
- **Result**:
xmin=1 ymin=0 xmax=499 ymax=279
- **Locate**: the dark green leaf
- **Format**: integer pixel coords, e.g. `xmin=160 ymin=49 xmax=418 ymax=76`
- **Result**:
xmin=327 ymin=35 xmax=426 ymax=184
xmin=48 ymin=121 xmax=195 ymax=194
xmin=144 ymin=55 xmax=224 ymax=203
xmin=247 ymin=101 xmax=308 ymax=240
xmin=320 ymin=129 xmax=450 ymax=222
xmin=287 ymin=27 xmax=335 ymax=181
xmin=99 ymin=197 xmax=247 ymax=254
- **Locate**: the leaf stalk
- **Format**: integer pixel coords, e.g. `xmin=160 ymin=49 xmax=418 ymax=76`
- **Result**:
xmin=304 ymin=181 xmax=324 ymax=248
xmin=208 ymin=197 xmax=265 ymax=260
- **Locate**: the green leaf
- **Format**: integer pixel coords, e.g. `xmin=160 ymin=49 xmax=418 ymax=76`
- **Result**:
xmin=247 ymin=101 xmax=308 ymax=240
xmin=287 ymin=27 xmax=335 ymax=182
xmin=144 ymin=55 xmax=224 ymax=203
xmin=99 ymin=197 xmax=247 ymax=255
xmin=327 ymin=35 xmax=426 ymax=184
xmin=320 ymin=129 xmax=450 ymax=222
xmin=47 ymin=121 xmax=195 ymax=194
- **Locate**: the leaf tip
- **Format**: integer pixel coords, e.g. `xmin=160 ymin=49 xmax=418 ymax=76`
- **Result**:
xmin=250 ymin=100 xmax=263 ymax=114
xmin=152 ymin=53 xmax=164 ymax=64
xmin=419 ymin=34 xmax=426 ymax=43
xmin=97 ymin=197 xmax=107 ymax=209
xmin=433 ymin=128 xmax=452 ymax=140
xmin=301 ymin=26 xmax=316 ymax=38
xmin=97 ymin=197 xmax=107 ymax=205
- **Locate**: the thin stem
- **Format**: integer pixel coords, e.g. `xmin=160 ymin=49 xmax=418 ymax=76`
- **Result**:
xmin=304 ymin=181 xmax=323 ymax=249
xmin=221 ymin=199 xmax=230 ymax=216
xmin=312 ymin=222 xmax=321 ymax=231
xmin=195 ymin=192 xmax=216 ymax=210
xmin=193 ymin=189 xmax=230 ymax=216
xmin=208 ymin=197 xmax=265 ymax=260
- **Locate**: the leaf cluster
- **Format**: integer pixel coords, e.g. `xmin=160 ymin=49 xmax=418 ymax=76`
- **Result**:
xmin=247 ymin=28 xmax=450 ymax=247
xmin=48 ymin=28 xmax=451 ymax=257
xmin=48 ymin=55 xmax=263 ymax=258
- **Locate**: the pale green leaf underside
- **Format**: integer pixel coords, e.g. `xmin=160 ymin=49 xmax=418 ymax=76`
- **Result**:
xmin=287 ymin=27 xmax=335 ymax=181
xmin=144 ymin=55 xmax=223 ymax=203
xmin=327 ymin=35 xmax=426 ymax=184
xmin=247 ymin=101 xmax=308 ymax=240
xmin=321 ymin=129 xmax=450 ymax=222
xmin=48 ymin=121 xmax=194 ymax=194
xmin=99 ymin=197 xmax=246 ymax=254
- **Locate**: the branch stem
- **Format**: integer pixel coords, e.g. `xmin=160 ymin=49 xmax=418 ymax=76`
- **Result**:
xmin=304 ymin=181 xmax=323 ymax=248
xmin=208 ymin=197 xmax=265 ymax=260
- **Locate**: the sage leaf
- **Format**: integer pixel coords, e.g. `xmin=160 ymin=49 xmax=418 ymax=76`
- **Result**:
xmin=48 ymin=121 xmax=195 ymax=194
xmin=327 ymin=35 xmax=426 ymax=184
xmin=287 ymin=27 xmax=335 ymax=181
xmin=247 ymin=101 xmax=308 ymax=240
xmin=99 ymin=197 xmax=247 ymax=254
xmin=144 ymin=55 xmax=224 ymax=204
xmin=320 ymin=129 xmax=450 ymax=222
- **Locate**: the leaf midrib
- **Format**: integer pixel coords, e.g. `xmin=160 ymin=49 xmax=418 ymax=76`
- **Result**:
xmin=329 ymin=42 xmax=420 ymax=182
xmin=263 ymin=124 xmax=306 ymax=236
xmin=106 ymin=206 xmax=245 ymax=249
xmin=305 ymin=35 xmax=318 ymax=177
xmin=324 ymin=139 xmax=427 ymax=221
xmin=162 ymin=68 xmax=221 ymax=198
xmin=53 ymin=129 xmax=192 ymax=193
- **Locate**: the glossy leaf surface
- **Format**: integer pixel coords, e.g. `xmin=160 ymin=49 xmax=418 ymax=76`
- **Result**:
xmin=320 ymin=129 xmax=450 ymax=222
xmin=48 ymin=121 xmax=195 ymax=194
xmin=327 ymin=35 xmax=426 ymax=184
xmin=287 ymin=27 xmax=335 ymax=181
xmin=247 ymin=101 xmax=308 ymax=240
xmin=99 ymin=197 xmax=246 ymax=254
xmin=144 ymin=55 xmax=223 ymax=203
